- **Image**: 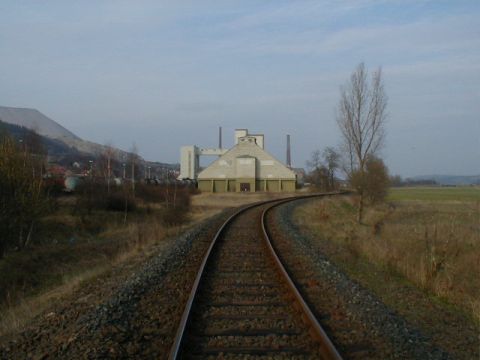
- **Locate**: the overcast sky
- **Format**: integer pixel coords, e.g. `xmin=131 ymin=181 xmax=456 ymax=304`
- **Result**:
xmin=1 ymin=1 xmax=479 ymax=177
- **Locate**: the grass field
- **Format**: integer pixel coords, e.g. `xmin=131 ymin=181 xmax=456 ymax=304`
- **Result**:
xmin=388 ymin=186 xmax=480 ymax=202
xmin=294 ymin=187 xmax=480 ymax=324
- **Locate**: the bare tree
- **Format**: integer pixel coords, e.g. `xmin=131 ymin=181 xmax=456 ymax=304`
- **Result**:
xmin=129 ymin=143 xmax=139 ymax=196
xmin=337 ymin=63 xmax=387 ymax=222
xmin=306 ymin=149 xmax=322 ymax=172
xmin=323 ymin=146 xmax=340 ymax=190
xmin=24 ymin=126 xmax=47 ymax=178
xmin=306 ymin=150 xmax=325 ymax=190
xmin=98 ymin=143 xmax=116 ymax=194
xmin=306 ymin=147 xmax=340 ymax=191
xmin=0 ymin=132 xmax=50 ymax=256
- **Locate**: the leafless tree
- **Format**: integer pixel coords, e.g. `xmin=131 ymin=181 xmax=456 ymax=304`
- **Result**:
xmin=129 ymin=143 xmax=139 ymax=196
xmin=323 ymin=146 xmax=340 ymax=190
xmin=99 ymin=143 xmax=116 ymax=194
xmin=0 ymin=132 xmax=50 ymax=256
xmin=306 ymin=147 xmax=340 ymax=191
xmin=337 ymin=63 xmax=388 ymax=222
xmin=23 ymin=126 xmax=47 ymax=178
xmin=306 ymin=149 xmax=322 ymax=172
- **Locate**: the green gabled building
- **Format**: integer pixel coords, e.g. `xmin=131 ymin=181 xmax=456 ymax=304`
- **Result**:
xmin=197 ymin=130 xmax=296 ymax=193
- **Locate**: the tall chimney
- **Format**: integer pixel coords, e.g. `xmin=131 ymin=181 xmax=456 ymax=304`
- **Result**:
xmin=286 ymin=134 xmax=291 ymax=168
xmin=219 ymin=126 xmax=222 ymax=149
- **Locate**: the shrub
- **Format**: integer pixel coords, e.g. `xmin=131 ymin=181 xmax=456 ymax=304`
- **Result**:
xmin=161 ymin=207 xmax=190 ymax=226
xmin=349 ymin=155 xmax=390 ymax=205
xmin=135 ymin=183 xmax=165 ymax=203
xmin=74 ymin=181 xmax=137 ymax=214
xmin=105 ymin=193 xmax=137 ymax=212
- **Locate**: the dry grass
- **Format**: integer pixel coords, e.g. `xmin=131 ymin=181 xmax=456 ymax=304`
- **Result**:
xmin=0 ymin=190 xmax=296 ymax=336
xmin=0 ymin=215 xmax=178 ymax=337
xmin=294 ymin=193 xmax=480 ymax=323
xmin=0 ymin=266 xmax=109 ymax=336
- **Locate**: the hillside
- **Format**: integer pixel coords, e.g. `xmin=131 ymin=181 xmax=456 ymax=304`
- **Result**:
xmin=0 ymin=107 xmax=178 ymax=172
xmin=0 ymin=105 xmax=119 ymax=157
xmin=0 ymin=120 xmax=92 ymax=166
xmin=0 ymin=106 xmax=79 ymax=140
xmin=0 ymin=105 xmax=132 ymax=158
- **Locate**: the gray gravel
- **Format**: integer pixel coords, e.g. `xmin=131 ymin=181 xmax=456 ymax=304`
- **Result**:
xmin=0 ymin=209 xmax=234 ymax=359
xmin=76 ymin=210 xmax=233 ymax=356
xmin=84 ymin=223 xmax=207 ymax=331
xmin=275 ymin=198 xmax=452 ymax=360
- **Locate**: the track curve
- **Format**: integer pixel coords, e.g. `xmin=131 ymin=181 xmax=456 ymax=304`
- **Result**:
xmin=169 ymin=195 xmax=342 ymax=359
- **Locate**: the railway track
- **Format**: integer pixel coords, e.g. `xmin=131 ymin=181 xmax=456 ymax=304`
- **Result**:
xmin=169 ymin=196 xmax=342 ymax=359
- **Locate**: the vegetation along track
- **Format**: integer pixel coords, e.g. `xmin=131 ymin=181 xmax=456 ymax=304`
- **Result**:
xmin=169 ymin=194 xmax=342 ymax=359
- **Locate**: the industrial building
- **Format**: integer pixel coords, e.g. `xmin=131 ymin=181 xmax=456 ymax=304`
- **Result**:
xmin=179 ymin=129 xmax=296 ymax=192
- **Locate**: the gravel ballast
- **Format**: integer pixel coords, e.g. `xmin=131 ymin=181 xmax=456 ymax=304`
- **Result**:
xmin=271 ymin=197 xmax=453 ymax=359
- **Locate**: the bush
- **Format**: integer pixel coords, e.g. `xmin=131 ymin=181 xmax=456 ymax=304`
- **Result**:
xmin=161 ymin=207 xmax=190 ymax=226
xmin=364 ymin=156 xmax=390 ymax=204
xmin=105 ymin=193 xmax=137 ymax=212
xmin=135 ymin=183 xmax=164 ymax=203
xmin=74 ymin=181 xmax=137 ymax=214
xmin=349 ymin=156 xmax=390 ymax=205
xmin=73 ymin=180 xmax=192 ymax=228
xmin=160 ymin=184 xmax=191 ymax=226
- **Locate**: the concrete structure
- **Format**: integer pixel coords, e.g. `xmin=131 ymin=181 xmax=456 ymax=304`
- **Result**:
xmin=194 ymin=129 xmax=296 ymax=192
xmin=178 ymin=129 xmax=264 ymax=180
xmin=178 ymin=146 xmax=228 ymax=180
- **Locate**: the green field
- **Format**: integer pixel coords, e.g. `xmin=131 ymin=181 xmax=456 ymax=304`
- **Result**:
xmin=388 ymin=186 xmax=480 ymax=202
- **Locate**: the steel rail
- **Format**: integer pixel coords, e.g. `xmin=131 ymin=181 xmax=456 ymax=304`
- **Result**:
xmin=168 ymin=193 xmax=342 ymax=360
xmin=167 ymin=195 xmax=295 ymax=360
xmin=261 ymin=196 xmax=343 ymax=360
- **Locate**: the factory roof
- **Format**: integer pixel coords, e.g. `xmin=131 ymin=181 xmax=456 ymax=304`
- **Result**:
xmin=198 ymin=137 xmax=295 ymax=180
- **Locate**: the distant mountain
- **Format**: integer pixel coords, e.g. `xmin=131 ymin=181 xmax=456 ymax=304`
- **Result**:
xmin=0 ymin=106 xmax=178 ymax=171
xmin=0 ymin=120 xmax=91 ymax=165
xmin=411 ymin=175 xmax=480 ymax=186
xmin=0 ymin=106 xmax=79 ymax=140
xmin=0 ymin=105 xmax=134 ymax=159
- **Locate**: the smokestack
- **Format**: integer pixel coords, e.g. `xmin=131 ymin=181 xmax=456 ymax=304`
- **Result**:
xmin=286 ymin=134 xmax=291 ymax=168
xmin=219 ymin=126 xmax=222 ymax=149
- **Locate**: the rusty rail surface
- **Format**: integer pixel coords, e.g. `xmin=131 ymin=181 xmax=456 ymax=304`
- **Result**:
xmin=261 ymin=197 xmax=343 ymax=360
xmin=168 ymin=193 xmax=342 ymax=359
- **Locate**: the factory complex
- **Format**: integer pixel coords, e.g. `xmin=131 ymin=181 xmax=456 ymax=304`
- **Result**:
xmin=178 ymin=129 xmax=296 ymax=192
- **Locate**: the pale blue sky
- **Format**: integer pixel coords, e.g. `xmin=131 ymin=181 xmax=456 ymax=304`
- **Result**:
xmin=0 ymin=1 xmax=479 ymax=176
